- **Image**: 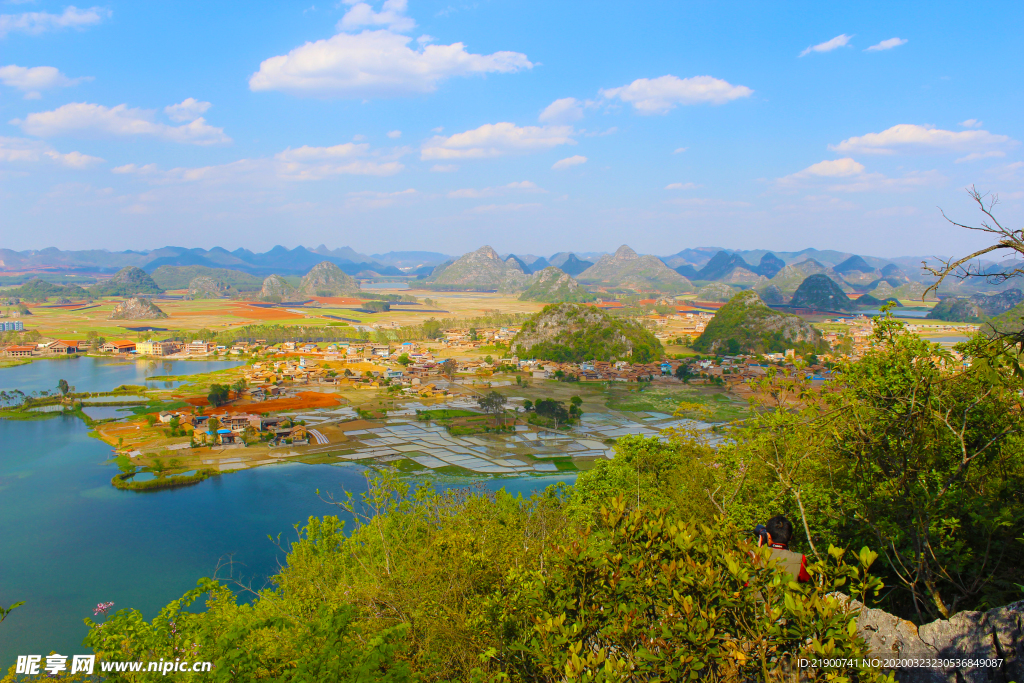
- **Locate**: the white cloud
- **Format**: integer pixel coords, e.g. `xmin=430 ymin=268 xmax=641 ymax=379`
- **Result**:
xmin=421 ymin=122 xmax=575 ymax=160
xmin=665 ymin=182 xmax=700 ymax=190
xmin=865 ymin=37 xmax=907 ymax=52
xmin=672 ymin=147 xmax=688 ymax=154
xmin=800 ymin=158 xmax=865 ymax=177
xmin=539 ymin=97 xmax=584 ymax=124
xmin=0 ymin=135 xmax=102 ymax=168
xmin=430 ymin=163 xmax=457 ymax=172
xmin=799 ymin=34 xmax=853 ymax=57
xmin=960 ymin=119 xmax=983 ymax=128
xmin=275 ymin=142 xmax=368 ymax=162
xmin=600 ymin=75 xmax=752 ymax=114
xmin=112 ymin=163 xmax=158 ymax=175
xmin=830 ymin=123 xmax=1015 ymax=155
xmin=249 ymin=29 xmax=532 ymax=98
xmin=12 ymin=102 xmax=231 ymax=145
xmin=275 ymin=142 xmax=403 ymax=179
xmin=552 ymin=155 xmax=587 ymax=170
xmin=0 ymin=65 xmax=90 ymax=98
xmin=956 ymin=151 xmax=1005 ymax=163
xmin=338 ymin=0 xmax=415 ymax=32
xmin=0 ymin=5 xmax=110 ymax=38
xmin=776 ymin=157 xmax=941 ymax=193
xmin=387 ymin=130 xmax=401 ymax=138
xmin=447 ymin=180 xmax=541 ymax=198
xmin=164 ymin=98 xmax=211 ymax=123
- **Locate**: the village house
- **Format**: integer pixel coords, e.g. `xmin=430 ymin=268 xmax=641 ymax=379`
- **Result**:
xmin=100 ymin=340 xmax=137 ymax=354
xmin=3 ymin=344 xmax=36 ymax=357
xmin=137 ymin=340 xmax=181 ymax=356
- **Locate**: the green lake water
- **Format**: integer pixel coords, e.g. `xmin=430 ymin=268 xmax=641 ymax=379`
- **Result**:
xmin=0 ymin=359 xmax=575 ymax=667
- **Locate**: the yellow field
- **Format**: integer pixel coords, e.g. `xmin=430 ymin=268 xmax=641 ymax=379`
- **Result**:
xmin=16 ymin=288 xmax=548 ymax=340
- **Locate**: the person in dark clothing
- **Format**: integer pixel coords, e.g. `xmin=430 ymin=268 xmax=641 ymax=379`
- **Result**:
xmin=758 ymin=515 xmax=811 ymax=583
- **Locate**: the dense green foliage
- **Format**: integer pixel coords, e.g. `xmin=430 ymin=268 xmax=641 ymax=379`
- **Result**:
xmin=150 ymin=265 xmax=264 ymax=291
xmin=77 ymin=473 xmax=886 ymax=682
xmin=4 ymin=278 xmax=88 ymax=302
xmin=515 ymin=303 xmax=663 ymax=363
xmin=207 ymin=384 xmax=231 ymax=407
xmin=789 ymin=274 xmax=853 ymax=311
xmin=518 ymin=267 xmax=596 ymax=303
xmin=693 ymin=290 xmax=828 ymax=356
xmin=91 ymin=266 xmax=163 ymax=296
xmin=926 ymin=297 xmax=985 ymax=322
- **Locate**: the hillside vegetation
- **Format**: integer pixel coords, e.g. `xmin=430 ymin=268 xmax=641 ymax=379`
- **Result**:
xmin=789 ymin=274 xmax=854 ymax=311
xmin=426 ymin=246 xmax=528 ymax=291
xmin=61 ymin=313 xmax=1024 ymax=680
xmin=91 ymin=266 xmax=163 ymax=297
xmin=576 ymin=245 xmax=693 ymax=293
xmin=3 ymin=278 xmax=88 ymax=302
xmin=513 ymin=302 xmax=662 ymax=362
xmin=151 ymin=265 xmax=263 ymax=291
xmin=299 ymin=261 xmax=360 ymax=296
xmin=693 ymin=290 xmax=827 ymax=355
xmin=518 ymin=267 xmax=595 ymax=303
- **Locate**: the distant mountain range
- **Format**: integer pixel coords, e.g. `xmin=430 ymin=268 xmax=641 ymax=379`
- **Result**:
xmin=2 ymin=245 xmax=1019 ymax=298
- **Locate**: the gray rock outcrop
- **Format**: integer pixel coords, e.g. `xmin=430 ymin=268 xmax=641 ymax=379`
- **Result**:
xmin=850 ymin=598 xmax=1024 ymax=682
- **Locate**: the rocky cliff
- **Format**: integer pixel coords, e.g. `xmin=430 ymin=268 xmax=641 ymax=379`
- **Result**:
xmin=188 ymin=276 xmax=236 ymax=299
xmin=109 ymin=297 xmax=168 ymax=320
xmin=299 ymin=261 xmax=360 ymax=296
xmin=850 ymin=598 xmax=1023 ymax=683
xmin=258 ymin=274 xmax=297 ymax=302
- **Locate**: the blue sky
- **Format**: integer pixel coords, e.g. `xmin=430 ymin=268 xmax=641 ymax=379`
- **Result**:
xmin=1 ymin=1 xmax=1021 ymax=258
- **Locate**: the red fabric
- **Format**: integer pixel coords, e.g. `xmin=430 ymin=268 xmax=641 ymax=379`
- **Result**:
xmin=797 ymin=555 xmax=811 ymax=583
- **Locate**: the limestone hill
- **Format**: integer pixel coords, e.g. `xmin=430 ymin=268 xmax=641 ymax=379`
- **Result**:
xmin=427 ymin=246 xmax=529 ymax=291
xmin=854 ymin=293 xmax=902 ymax=308
xmin=519 ymin=267 xmax=595 ymax=303
xmin=757 ymin=253 xmax=786 ymax=279
xmin=756 ymin=284 xmax=785 ymax=305
xmin=769 ymin=259 xmax=852 ymax=297
xmin=299 ymin=261 xmax=360 ymax=296
xmin=696 ymin=252 xmax=757 ymax=281
xmin=151 ymin=265 xmax=263 ymax=291
xmin=109 ymin=297 xmax=168 ymax=320
xmin=789 ymin=274 xmax=854 ymax=311
xmin=692 ymin=290 xmax=827 ymax=355
xmin=188 ymin=276 xmax=236 ymax=299
xmin=513 ymin=302 xmax=663 ymax=363
xmin=927 ymin=289 xmax=1023 ymax=322
xmin=869 ymin=280 xmax=936 ymax=301
xmin=576 ymin=245 xmax=693 ymax=293
xmin=258 ymin=274 xmax=297 ymax=302
xmin=695 ymin=282 xmax=739 ymax=302
xmin=8 ymin=278 xmax=88 ymax=302
xmin=92 ymin=266 xmax=163 ymax=297
xmin=556 ymin=253 xmax=592 ymax=277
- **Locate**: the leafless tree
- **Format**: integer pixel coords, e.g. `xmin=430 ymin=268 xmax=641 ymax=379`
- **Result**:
xmin=924 ymin=186 xmax=1024 ymax=352
xmin=925 ymin=186 xmax=1024 ymax=294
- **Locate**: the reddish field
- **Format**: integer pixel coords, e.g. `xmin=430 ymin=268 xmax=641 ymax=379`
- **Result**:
xmin=187 ymin=391 xmax=342 ymax=414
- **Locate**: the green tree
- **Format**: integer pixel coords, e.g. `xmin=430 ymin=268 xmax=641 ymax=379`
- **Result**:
xmin=207 ymin=384 xmax=231 ymax=407
xmin=477 ymin=391 xmax=507 ymax=425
